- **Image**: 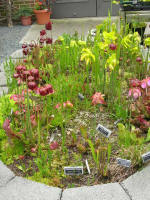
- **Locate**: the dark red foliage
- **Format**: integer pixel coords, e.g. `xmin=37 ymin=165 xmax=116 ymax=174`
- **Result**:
xmin=22 ymin=43 xmax=27 ymax=49
xmin=31 ymin=68 xmax=39 ymax=79
xmin=40 ymin=29 xmax=46 ymax=36
xmin=28 ymin=82 xmax=37 ymax=90
xmin=45 ymin=84 xmax=54 ymax=94
xmin=136 ymin=56 xmax=142 ymax=63
xmin=39 ymin=87 xmax=47 ymax=96
xmin=22 ymin=71 xmax=31 ymax=81
xmin=46 ymin=37 xmax=53 ymax=44
xmin=15 ymin=65 xmax=26 ymax=74
xmin=40 ymin=38 xmax=45 ymax=44
xmin=129 ymin=79 xmax=140 ymax=87
xmin=3 ymin=118 xmax=21 ymax=139
xmin=13 ymin=73 xmax=19 ymax=79
xmin=50 ymin=141 xmax=59 ymax=150
xmin=109 ymin=43 xmax=117 ymax=50
xmin=28 ymin=76 xmax=35 ymax=82
xmin=23 ymin=49 xmax=29 ymax=56
xmin=45 ymin=21 xmax=52 ymax=30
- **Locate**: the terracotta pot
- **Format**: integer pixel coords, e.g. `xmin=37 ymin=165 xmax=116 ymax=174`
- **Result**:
xmin=34 ymin=9 xmax=51 ymax=25
xmin=21 ymin=16 xmax=32 ymax=26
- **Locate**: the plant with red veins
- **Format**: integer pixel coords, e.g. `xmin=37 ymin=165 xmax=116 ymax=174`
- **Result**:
xmin=140 ymin=77 xmax=150 ymax=89
xmin=39 ymin=87 xmax=47 ymax=96
xmin=55 ymin=103 xmax=61 ymax=109
xmin=28 ymin=82 xmax=37 ymax=90
xmin=128 ymin=88 xmax=141 ymax=100
xmin=17 ymin=79 xmax=23 ymax=86
xmin=23 ymin=59 xmax=27 ymax=63
xmin=23 ymin=49 xmax=29 ymax=56
xmin=10 ymin=94 xmax=24 ymax=103
xmin=40 ymin=38 xmax=45 ymax=44
xmin=91 ymin=92 xmax=106 ymax=105
xmin=63 ymin=101 xmax=73 ymax=108
xmin=46 ymin=37 xmax=53 ymax=44
xmin=109 ymin=43 xmax=117 ymax=50
xmin=129 ymin=78 xmax=140 ymax=87
xmin=40 ymin=29 xmax=46 ymax=36
xmin=50 ymin=141 xmax=59 ymax=150
xmin=136 ymin=56 xmax=142 ymax=63
xmin=13 ymin=73 xmax=20 ymax=79
xmin=30 ymin=115 xmax=37 ymax=127
xmin=45 ymin=84 xmax=54 ymax=94
xmin=22 ymin=70 xmax=31 ymax=81
xmin=28 ymin=76 xmax=35 ymax=82
xmin=19 ymin=155 xmax=25 ymax=160
xmin=31 ymin=146 xmax=37 ymax=153
xmin=21 ymin=89 xmax=32 ymax=95
xmin=45 ymin=21 xmax=52 ymax=30
xmin=30 ymin=68 xmax=39 ymax=80
xmin=15 ymin=65 xmax=26 ymax=74
xmin=22 ymin=43 xmax=28 ymax=49
xmin=3 ymin=118 xmax=21 ymax=139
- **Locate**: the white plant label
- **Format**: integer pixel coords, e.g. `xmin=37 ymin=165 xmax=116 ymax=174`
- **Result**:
xmin=49 ymin=133 xmax=55 ymax=143
xmin=117 ymin=158 xmax=131 ymax=168
xmin=142 ymin=152 xmax=150 ymax=163
xmin=114 ymin=118 xmax=122 ymax=126
xmin=64 ymin=166 xmax=83 ymax=175
xmin=85 ymin=159 xmax=91 ymax=175
xmin=96 ymin=124 xmax=112 ymax=138
xmin=78 ymin=93 xmax=84 ymax=100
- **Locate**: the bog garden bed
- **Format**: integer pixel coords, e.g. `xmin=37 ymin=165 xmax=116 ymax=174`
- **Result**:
xmin=0 ymin=17 xmax=150 ymax=188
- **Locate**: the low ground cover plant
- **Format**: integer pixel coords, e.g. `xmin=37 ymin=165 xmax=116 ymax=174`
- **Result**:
xmin=0 ymin=17 xmax=150 ymax=188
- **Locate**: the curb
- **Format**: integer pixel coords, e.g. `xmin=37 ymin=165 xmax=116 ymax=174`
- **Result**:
xmin=1 ymin=160 xmax=150 ymax=200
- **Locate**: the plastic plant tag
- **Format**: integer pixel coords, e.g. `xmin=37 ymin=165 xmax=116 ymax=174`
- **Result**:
xmin=64 ymin=166 xmax=83 ymax=175
xmin=114 ymin=118 xmax=122 ymax=126
xmin=78 ymin=93 xmax=84 ymax=100
xmin=11 ymin=109 xmax=13 ymax=115
xmin=142 ymin=152 xmax=150 ymax=163
xmin=49 ymin=133 xmax=55 ymax=143
xmin=85 ymin=159 xmax=91 ymax=174
xmin=96 ymin=124 xmax=112 ymax=138
xmin=117 ymin=158 xmax=131 ymax=168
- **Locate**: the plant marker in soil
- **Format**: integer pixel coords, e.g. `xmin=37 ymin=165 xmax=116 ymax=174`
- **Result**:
xmin=117 ymin=158 xmax=131 ymax=168
xmin=85 ymin=159 xmax=91 ymax=174
xmin=64 ymin=166 xmax=83 ymax=175
xmin=142 ymin=152 xmax=150 ymax=163
xmin=96 ymin=124 xmax=112 ymax=138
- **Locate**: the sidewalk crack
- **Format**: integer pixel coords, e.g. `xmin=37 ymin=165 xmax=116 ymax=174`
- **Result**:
xmin=59 ymin=189 xmax=63 ymax=200
xmin=119 ymin=182 xmax=133 ymax=200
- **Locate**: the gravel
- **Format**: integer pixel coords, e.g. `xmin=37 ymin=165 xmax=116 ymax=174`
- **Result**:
xmin=0 ymin=25 xmax=30 ymax=63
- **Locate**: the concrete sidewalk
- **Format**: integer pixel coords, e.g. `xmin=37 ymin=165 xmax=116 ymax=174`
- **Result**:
xmin=20 ymin=17 xmax=119 ymax=44
xmin=1 ymin=160 xmax=150 ymax=200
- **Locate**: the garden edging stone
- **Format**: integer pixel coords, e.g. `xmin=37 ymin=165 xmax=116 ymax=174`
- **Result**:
xmin=122 ymin=163 xmax=150 ymax=200
xmin=61 ymin=183 xmax=130 ymax=200
xmin=0 ymin=161 xmax=15 ymax=187
xmin=1 ymin=161 xmax=150 ymax=200
xmin=0 ymin=176 xmax=62 ymax=200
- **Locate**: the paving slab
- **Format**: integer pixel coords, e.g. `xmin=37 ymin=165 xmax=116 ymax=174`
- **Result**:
xmin=122 ymin=163 xmax=150 ymax=200
xmin=0 ymin=87 xmax=8 ymax=96
xmin=0 ymin=72 xmax=7 ymax=86
xmin=0 ymin=161 xmax=15 ymax=187
xmin=0 ymin=176 xmax=62 ymax=200
xmin=20 ymin=17 xmax=119 ymax=44
xmin=62 ymin=183 xmax=130 ymax=200
xmin=10 ymin=49 xmax=24 ymax=59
